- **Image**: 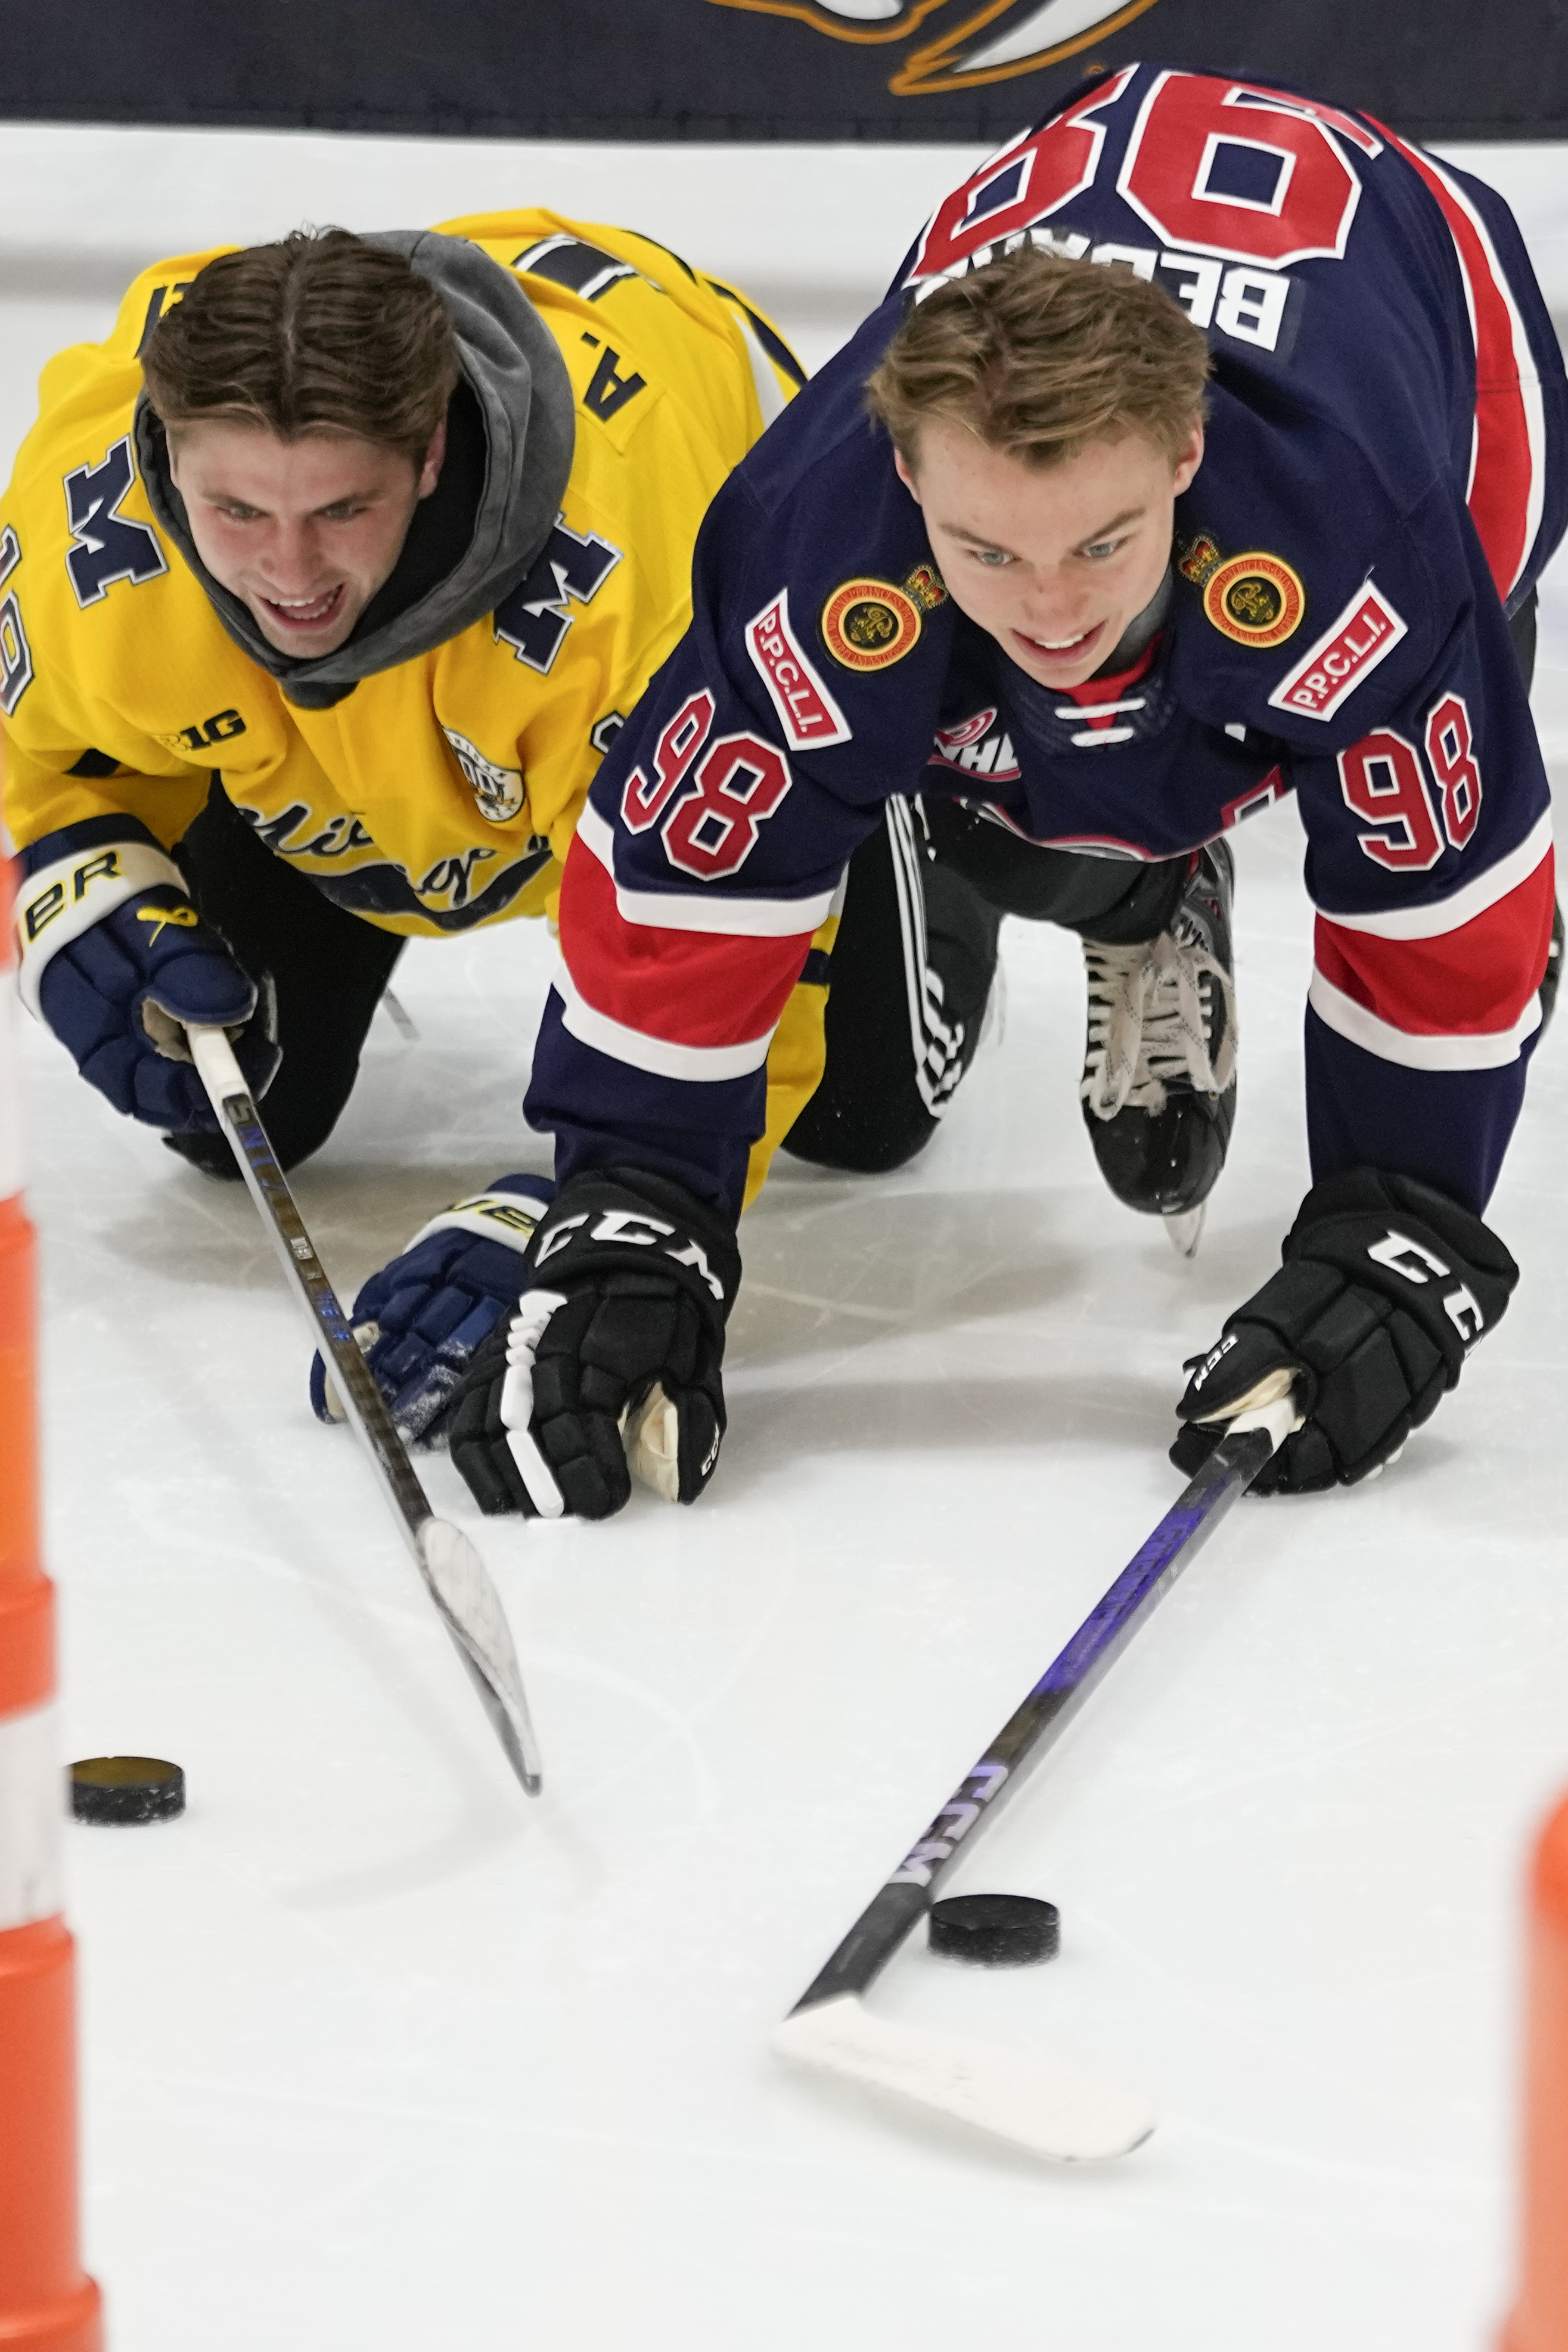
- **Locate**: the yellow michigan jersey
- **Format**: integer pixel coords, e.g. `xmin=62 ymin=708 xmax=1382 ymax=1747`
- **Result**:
xmin=1 ymin=210 xmax=828 ymax=1199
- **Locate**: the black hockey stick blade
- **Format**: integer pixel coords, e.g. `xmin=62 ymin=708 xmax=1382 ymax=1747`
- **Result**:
xmin=188 ymin=1023 xmax=542 ymax=1796
xmin=773 ymin=1377 xmax=1299 ymax=2161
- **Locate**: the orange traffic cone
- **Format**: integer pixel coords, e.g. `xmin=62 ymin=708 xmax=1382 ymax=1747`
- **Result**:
xmin=0 ymin=865 xmax=103 ymax=2350
xmin=1502 ymin=1791 xmax=1568 ymax=2352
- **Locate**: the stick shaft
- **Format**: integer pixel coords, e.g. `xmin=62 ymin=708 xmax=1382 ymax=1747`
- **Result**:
xmin=187 ymin=1026 xmax=542 ymax=1795
xmin=790 ymin=1423 xmax=1277 ymax=2012
xmin=215 ymin=1077 xmax=434 ymax=1556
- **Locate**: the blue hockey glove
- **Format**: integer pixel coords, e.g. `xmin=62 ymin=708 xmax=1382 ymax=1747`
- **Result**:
xmin=18 ymin=831 xmax=278 ymax=1132
xmin=309 ymin=1176 xmax=555 ymax=1446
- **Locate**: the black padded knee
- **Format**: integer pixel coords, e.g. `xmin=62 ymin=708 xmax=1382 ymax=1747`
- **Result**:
xmin=919 ymin=796 xmax=1188 ymax=942
xmin=784 ymin=801 xmax=1000 ymax=1175
xmin=167 ymin=779 xmax=405 ymax=1175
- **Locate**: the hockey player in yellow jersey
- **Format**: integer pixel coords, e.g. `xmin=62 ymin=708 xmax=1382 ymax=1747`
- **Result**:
xmin=1 ymin=212 xmax=827 ymax=1495
xmin=4 ymin=211 xmax=809 ymax=1166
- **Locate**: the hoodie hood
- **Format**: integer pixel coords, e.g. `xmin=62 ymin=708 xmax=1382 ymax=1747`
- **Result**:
xmin=135 ymin=229 xmax=575 ymax=709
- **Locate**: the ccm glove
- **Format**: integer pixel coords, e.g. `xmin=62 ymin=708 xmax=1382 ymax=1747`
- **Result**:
xmin=20 ymin=834 xmax=277 ymax=1131
xmin=449 ymin=1168 xmax=740 ymax=1521
xmin=309 ymin=1177 xmax=554 ymax=1445
xmin=1171 ymin=1168 xmax=1518 ymax=1495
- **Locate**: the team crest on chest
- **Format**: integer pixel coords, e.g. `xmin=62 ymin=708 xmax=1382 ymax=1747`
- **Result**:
xmin=1184 ymin=539 xmax=1306 ymax=650
xmin=821 ymin=578 xmax=922 ymax=672
xmin=443 ymin=727 xmax=526 ymax=823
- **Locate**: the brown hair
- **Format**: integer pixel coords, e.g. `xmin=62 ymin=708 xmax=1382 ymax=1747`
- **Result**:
xmin=141 ymin=228 xmax=461 ymax=466
xmin=865 ymin=246 xmax=1212 ymax=472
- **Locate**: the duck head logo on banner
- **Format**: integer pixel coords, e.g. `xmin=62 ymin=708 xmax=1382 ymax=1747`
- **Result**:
xmin=706 ymin=0 xmax=1163 ymax=95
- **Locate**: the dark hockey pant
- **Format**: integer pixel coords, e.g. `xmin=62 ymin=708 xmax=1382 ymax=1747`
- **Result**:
xmin=166 ymin=780 xmax=404 ymax=1177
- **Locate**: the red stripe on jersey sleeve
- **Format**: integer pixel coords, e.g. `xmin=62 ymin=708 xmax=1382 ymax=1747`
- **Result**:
xmin=1378 ymin=126 xmax=1533 ymax=598
xmin=1314 ymin=846 xmax=1555 ymax=1035
xmin=558 ymin=829 xmax=815 ymax=1049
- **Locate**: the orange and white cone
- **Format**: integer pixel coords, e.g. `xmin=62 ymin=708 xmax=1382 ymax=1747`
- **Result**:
xmin=0 ymin=861 xmax=103 ymax=2350
xmin=1504 ymin=1791 xmax=1568 ymax=2352
xmin=1504 ymin=1787 xmax=1568 ymax=2342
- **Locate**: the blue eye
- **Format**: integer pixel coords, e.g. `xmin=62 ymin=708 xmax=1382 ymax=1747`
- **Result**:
xmin=972 ymin=547 xmax=1013 ymax=567
xmin=1083 ymin=539 xmax=1122 ymax=561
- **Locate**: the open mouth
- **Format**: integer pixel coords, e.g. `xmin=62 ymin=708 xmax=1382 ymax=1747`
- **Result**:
xmin=257 ymin=584 xmax=345 ymax=633
xmin=1013 ymin=620 xmax=1104 ymax=663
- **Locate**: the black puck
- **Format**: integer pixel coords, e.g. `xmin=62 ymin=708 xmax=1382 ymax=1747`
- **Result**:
xmin=929 ymin=1892 xmax=1059 ymax=1966
xmin=70 ymin=1757 xmax=185 ymax=1826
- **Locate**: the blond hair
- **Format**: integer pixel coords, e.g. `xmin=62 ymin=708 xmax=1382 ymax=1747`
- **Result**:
xmin=865 ymin=247 xmax=1212 ymax=472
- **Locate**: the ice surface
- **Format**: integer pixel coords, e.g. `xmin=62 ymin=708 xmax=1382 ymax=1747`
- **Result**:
xmin=3 ymin=122 xmax=1567 ymax=2352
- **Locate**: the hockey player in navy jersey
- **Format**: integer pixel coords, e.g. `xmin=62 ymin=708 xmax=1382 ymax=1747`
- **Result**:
xmin=368 ymin=65 xmax=1565 ymax=1519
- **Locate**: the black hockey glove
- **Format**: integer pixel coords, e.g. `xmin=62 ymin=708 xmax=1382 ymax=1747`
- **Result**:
xmin=1171 ymin=1168 xmax=1518 ymax=1495
xmin=448 ymin=1168 xmax=741 ymax=1521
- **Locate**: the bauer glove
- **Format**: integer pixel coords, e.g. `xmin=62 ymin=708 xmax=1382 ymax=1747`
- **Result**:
xmin=448 ymin=1168 xmax=740 ymax=1521
xmin=310 ymin=1177 xmax=554 ymax=1445
xmin=1171 ymin=1168 xmax=1518 ymax=1494
xmin=18 ymin=831 xmax=278 ymax=1132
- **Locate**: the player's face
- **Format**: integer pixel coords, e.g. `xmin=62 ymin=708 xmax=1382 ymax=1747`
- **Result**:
xmin=895 ymin=418 xmax=1203 ymax=690
xmin=167 ymin=421 xmax=445 ymax=657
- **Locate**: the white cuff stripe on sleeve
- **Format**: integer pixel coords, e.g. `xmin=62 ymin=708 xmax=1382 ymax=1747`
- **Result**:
xmin=14 ymin=840 xmax=186 ymax=1016
xmin=1309 ymin=968 xmax=1544 ymax=1068
xmin=554 ymin=969 xmax=774 ymax=1081
xmin=1315 ymin=812 xmax=1553 ymax=940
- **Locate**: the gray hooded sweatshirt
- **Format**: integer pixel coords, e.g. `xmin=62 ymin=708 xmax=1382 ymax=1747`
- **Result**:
xmin=133 ymin=229 xmax=576 ymax=711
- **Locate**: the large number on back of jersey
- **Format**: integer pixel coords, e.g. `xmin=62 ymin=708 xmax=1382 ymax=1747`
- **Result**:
xmin=909 ymin=69 xmax=1138 ymax=282
xmin=909 ymin=67 xmax=1380 ymax=286
xmin=1118 ymin=74 xmax=1380 ymax=268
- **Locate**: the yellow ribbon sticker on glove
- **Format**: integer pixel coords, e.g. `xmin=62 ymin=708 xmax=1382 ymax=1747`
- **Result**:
xmin=136 ymin=903 xmax=200 ymax=944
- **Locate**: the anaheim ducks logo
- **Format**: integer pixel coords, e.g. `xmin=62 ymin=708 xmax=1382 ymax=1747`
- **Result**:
xmin=822 ymin=578 xmax=923 ymax=670
xmin=704 ymin=0 xmax=1162 ymax=97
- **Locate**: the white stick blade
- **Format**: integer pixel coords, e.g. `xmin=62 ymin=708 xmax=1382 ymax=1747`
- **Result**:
xmin=772 ymin=1994 xmax=1155 ymax=2164
xmin=418 ymin=1520 xmax=544 ymax=1794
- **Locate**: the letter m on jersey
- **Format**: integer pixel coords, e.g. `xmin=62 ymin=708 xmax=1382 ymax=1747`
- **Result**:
xmin=493 ymin=516 xmax=622 ymax=674
xmin=63 ymin=437 xmax=167 ymax=608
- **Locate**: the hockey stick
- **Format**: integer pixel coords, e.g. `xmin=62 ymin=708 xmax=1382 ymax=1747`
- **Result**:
xmin=187 ymin=1024 xmax=543 ymax=1797
xmin=772 ymin=1375 xmax=1300 ymax=2161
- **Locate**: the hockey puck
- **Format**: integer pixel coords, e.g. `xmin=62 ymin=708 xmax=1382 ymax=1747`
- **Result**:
xmin=928 ymin=1893 xmax=1058 ymax=1966
xmin=70 ymin=1758 xmax=185 ymax=1827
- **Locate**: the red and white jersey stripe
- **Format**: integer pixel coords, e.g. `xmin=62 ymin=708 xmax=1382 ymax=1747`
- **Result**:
xmin=1311 ymin=811 xmax=1554 ymax=1069
xmin=1377 ymin=127 xmax=1551 ymax=605
xmin=557 ymin=803 xmax=834 ymax=1082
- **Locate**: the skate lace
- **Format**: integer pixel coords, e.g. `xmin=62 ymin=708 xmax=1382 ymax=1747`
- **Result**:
xmin=1080 ymin=921 xmax=1238 ymax=1121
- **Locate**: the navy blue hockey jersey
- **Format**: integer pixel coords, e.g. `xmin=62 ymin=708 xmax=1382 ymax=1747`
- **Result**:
xmin=528 ymin=65 xmax=1566 ymax=1223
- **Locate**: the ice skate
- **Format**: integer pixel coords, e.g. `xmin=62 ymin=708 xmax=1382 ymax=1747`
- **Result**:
xmin=1079 ymin=839 xmax=1238 ymax=1254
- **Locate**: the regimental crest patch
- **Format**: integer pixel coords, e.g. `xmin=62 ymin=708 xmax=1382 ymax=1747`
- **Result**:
xmin=443 ymin=727 xmax=526 ymax=824
xmin=1201 ymin=551 xmax=1306 ymax=650
xmin=822 ymin=578 xmax=922 ymax=672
